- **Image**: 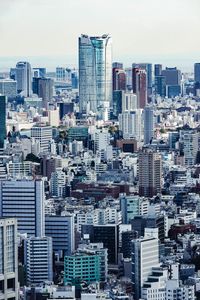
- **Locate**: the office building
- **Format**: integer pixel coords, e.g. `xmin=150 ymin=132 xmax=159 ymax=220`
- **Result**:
xmin=0 ymin=218 xmax=18 ymax=300
xmin=167 ymin=85 xmax=181 ymax=98
xmin=120 ymin=194 xmax=149 ymax=224
xmin=141 ymin=267 xmax=168 ymax=300
xmin=132 ymin=63 xmax=152 ymax=97
xmin=31 ymin=126 xmax=52 ymax=152
xmin=16 ymin=61 xmax=32 ymax=97
xmin=180 ymin=130 xmax=199 ymax=167
xmin=139 ymin=148 xmax=162 ymax=197
xmin=161 ymin=67 xmax=181 ymax=86
xmin=112 ymin=62 xmax=126 ymax=91
xmin=0 ymin=96 xmax=6 ymax=149
xmin=79 ymin=34 xmax=112 ymax=120
xmin=119 ymin=109 xmax=143 ymax=141
xmin=132 ymin=68 xmax=147 ymax=108
xmin=50 ymin=168 xmax=66 ymax=197
xmin=0 ymin=79 xmax=17 ymax=98
xmin=154 ymin=64 xmax=162 ymax=77
xmin=121 ymin=92 xmax=137 ymax=112
xmin=131 ymin=215 xmax=165 ymax=243
xmin=45 ymin=214 xmax=74 ymax=257
xmin=82 ymin=224 xmax=119 ymax=265
xmin=132 ymin=236 xmax=159 ymax=300
xmin=39 ymin=78 xmax=54 ymax=109
xmin=24 ymin=236 xmax=53 ymax=285
xmin=64 ymin=253 xmax=100 ymax=285
xmin=56 ymin=67 xmax=71 ymax=84
xmin=194 ymin=63 xmax=200 ymax=83
xmin=33 ymin=68 xmax=46 ymax=78
xmin=78 ymin=243 xmax=108 ymax=281
xmin=166 ymin=280 xmax=195 ymax=300
xmin=144 ymin=105 xmax=154 ymax=145
xmin=154 ymin=76 xmax=166 ymax=97
xmin=0 ymin=179 xmax=45 ymax=237
xmin=58 ymin=102 xmax=74 ymax=119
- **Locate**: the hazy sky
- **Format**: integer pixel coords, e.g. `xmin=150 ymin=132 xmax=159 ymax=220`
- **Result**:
xmin=0 ymin=0 xmax=200 ymax=70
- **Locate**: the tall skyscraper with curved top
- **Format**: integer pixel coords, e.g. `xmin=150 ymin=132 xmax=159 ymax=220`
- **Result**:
xmin=79 ymin=34 xmax=112 ymax=121
xmin=16 ymin=61 xmax=32 ymax=97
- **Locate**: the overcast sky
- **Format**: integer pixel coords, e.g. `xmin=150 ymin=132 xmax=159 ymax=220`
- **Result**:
xmin=0 ymin=0 xmax=200 ymax=70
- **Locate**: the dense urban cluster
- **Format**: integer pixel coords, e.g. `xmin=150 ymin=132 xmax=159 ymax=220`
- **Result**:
xmin=1 ymin=34 xmax=200 ymax=300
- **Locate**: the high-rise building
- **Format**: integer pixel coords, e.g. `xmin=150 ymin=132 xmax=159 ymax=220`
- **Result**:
xmin=45 ymin=214 xmax=74 ymax=257
xmin=154 ymin=64 xmax=162 ymax=77
xmin=112 ymin=62 xmax=126 ymax=91
xmin=31 ymin=126 xmax=52 ymax=152
xmin=144 ymin=105 xmax=154 ymax=145
xmin=32 ymin=68 xmax=46 ymax=78
xmin=161 ymin=67 xmax=181 ymax=86
xmin=132 ymin=63 xmax=152 ymax=98
xmin=180 ymin=130 xmax=199 ymax=167
xmin=24 ymin=236 xmax=53 ymax=285
xmin=0 ymin=218 xmax=18 ymax=300
xmin=32 ymin=77 xmax=53 ymax=108
xmin=132 ymin=68 xmax=147 ymax=108
xmin=0 ymin=96 xmax=6 ymax=149
xmin=39 ymin=78 xmax=54 ymax=109
xmin=194 ymin=63 xmax=200 ymax=83
xmin=50 ymin=168 xmax=66 ymax=197
xmin=139 ymin=148 xmax=162 ymax=197
xmin=154 ymin=76 xmax=166 ymax=97
xmin=56 ymin=67 xmax=71 ymax=84
xmin=119 ymin=109 xmax=143 ymax=141
xmin=16 ymin=61 xmax=32 ymax=97
xmin=79 ymin=34 xmax=112 ymax=120
xmin=0 ymin=79 xmax=17 ymax=98
xmin=132 ymin=236 xmax=159 ymax=300
xmin=0 ymin=179 xmax=45 ymax=237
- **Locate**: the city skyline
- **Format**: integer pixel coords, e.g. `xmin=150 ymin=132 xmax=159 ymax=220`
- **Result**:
xmin=0 ymin=0 xmax=200 ymax=71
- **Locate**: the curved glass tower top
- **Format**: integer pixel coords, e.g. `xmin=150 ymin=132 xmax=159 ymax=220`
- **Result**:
xmin=79 ymin=34 xmax=112 ymax=121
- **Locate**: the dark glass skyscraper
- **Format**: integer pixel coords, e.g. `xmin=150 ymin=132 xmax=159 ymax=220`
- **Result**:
xmin=154 ymin=64 xmax=162 ymax=77
xmin=155 ymin=76 xmax=166 ymax=97
xmin=0 ymin=96 xmax=6 ymax=148
xmin=194 ymin=63 xmax=200 ymax=83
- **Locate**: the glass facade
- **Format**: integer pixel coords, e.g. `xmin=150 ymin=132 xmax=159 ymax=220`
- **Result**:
xmin=79 ymin=34 xmax=112 ymax=120
xmin=0 ymin=96 xmax=6 ymax=149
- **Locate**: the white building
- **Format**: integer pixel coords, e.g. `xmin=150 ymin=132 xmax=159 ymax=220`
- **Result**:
xmin=0 ymin=218 xmax=19 ymax=300
xmin=50 ymin=168 xmax=66 ymax=197
xmin=119 ymin=109 xmax=143 ymax=141
xmin=0 ymin=179 xmax=45 ymax=237
xmin=31 ymin=126 xmax=52 ymax=152
xmin=24 ymin=236 xmax=53 ymax=285
xmin=132 ymin=236 xmax=160 ymax=300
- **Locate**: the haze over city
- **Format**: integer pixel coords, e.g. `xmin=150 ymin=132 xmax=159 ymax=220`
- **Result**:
xmin=0 ymin=0 xmax=200 ymax=71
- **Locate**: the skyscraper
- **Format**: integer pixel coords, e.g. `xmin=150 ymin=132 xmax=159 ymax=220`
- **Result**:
xmin=139 ymin=148 xmax=162 ymax=197
xmin=0 ymin=218 xmax=18 ymax=300
xmin=132 ymin=68 xmax=147 ymax=108
xmin=112 ymin=62 xmax=126 ymax=91
xmin=144 ymin=105 xmax=154 ymax=145
xmin=16 ymin=61 xmax=32 ymax=97
xmin=161 ymin=67 xmax=181 ymax=86
xmin=132 ymin=236 xmax=159 ymax=300
xmin=154 ymin=76 xmax=166 ymax=97
xmin=24 ymin=236 xmax=53 ymax=285
xmin=0 ymin=179 xmax=45 ymax=237
xmin=31 ymin=126 xmax=52 ymax=152
xmin=194 ymin=63 xmax=200 ymax=83
xmin=79 ymin=34 xmax=112 ymax=120
xmin=0 ymin=96 xmax=6 ymax=149
xmin=154 ymin=64 xmax=162 ymax=77
xmin=132 ymin=63 xmax=152 ymax=98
